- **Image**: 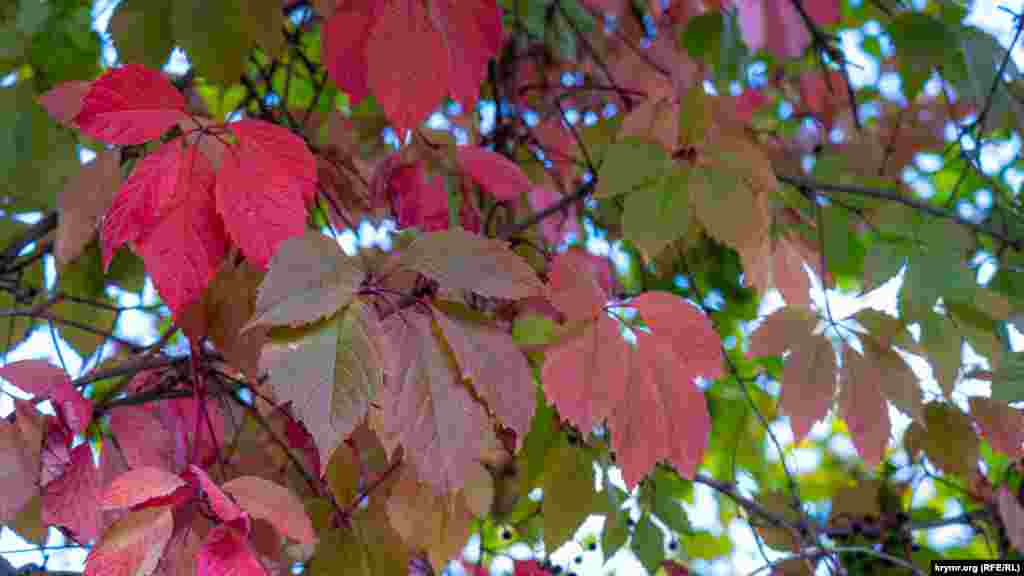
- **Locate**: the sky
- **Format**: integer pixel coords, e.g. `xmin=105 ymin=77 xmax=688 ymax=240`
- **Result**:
xmin=2 ymin=0 xmax=1024 ymax=574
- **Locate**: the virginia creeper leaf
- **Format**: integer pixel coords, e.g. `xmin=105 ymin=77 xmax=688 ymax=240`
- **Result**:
xmin=838 ymin=345 xmax=891 ymax=470
xmin=0 ymin=359 xmax=92 ymax=435
xmin=197 ymin=523 xmax=268 ymax=576
xmin=221 ymin=476 xmax=317 ymax=544
xmin=259 ymin=299 xmax=383 ymax=466
xmin=73 ymin=64 xmax=187 ymax=145
xmin=248 ymin=231 xmax=365 ymax=329
xmin=216 ymin=119 xmax=317 ymax=269
xmin=386 ymin=466 xmax=476 ymax=571
xmin=433 ymin=302 xmax=536 ymax=440
xmin=395 ymin=229 xmax=543 ymax=300
xmin=84 ymin=505 xmax=174 ymax=576
xmin=108 ymin=406 xmax=173 ymax=470
xmin=101 ymin=466 xmax=187 ymax=510
xmin=457 ymin=147 xmax=534 ymax=202
xmin=57 ymin=150 xmax=121 ymax=267
xmin=376 ymin=310 xmax=489 ymax=494
xmin=42 ymin=443 xmax=101 ymax=542
xmin=970 ymin=397 xmax=1024 ymax=458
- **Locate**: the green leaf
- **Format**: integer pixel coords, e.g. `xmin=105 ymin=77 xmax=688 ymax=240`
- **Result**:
xmin=541 ymin=434 xmax=599 ymax=551
xmin=595 ymin=136 xmax=672 ymax=199
xmin=0 ymin=83 xmax=78 ymax=213
xmin=821 ymin=206 xmax=864 ymax=282
xmin=601 ymin=482 xmax=629 ymax=556
xmin=679 ymin=11 xmax=748 ymax=93
xmin=992 ymin=351 xmax=1024 ymax=404
xmin=109 ymin=0 xmax=174 ymax=70
xmin=172 ymin=0 xmax=250 ymax=85
xmin=640 ymin=468 xmax=691 ymax=536
xmin=956 ymin=26 xmax=1019 ymax=132
xmin=622 ymin=167 xmax=692 ymax=261
xmin=886 ymin=12 xmax=961 ymax=100
xmin=519 ymin=389 xmax=556 ymax=492
xmin=53 ymin=242 xmax=118 ymax=359
xmin=26 ymin=1 xmax=100 ymax=86
xmin=512 ymin=314 xmax=555 ymax=346
xmin=632 ymin=514 xmax=665 ymax=573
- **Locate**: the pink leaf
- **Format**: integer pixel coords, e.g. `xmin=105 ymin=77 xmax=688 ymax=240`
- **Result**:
xmin=101 ymin=467 xmax=187 ymax=511
xmin=609 ymin=293 xmax=721 ymax=487
xmin=527 ymin=186 xmax=578 ymax=246
xmin=0 ymin=402 xmax=44 ymax=522
xmin=84 ymin=505 xmax=174 ymax=576
xmin=190 ymin=465 xmax=243 ymax=523
xmin=216 ymin=119 xmax=317 ymax=269
xmin=0 ymin=359 xmax=92 ymax=435
xmin=542 ymin=314 xmax=630 ymax=435
xmin=546 ymin=248 xmax=610 ymax=323
xmin=38 ymin=80 xmax=90 ymax=127
xmin=735 ymin=0 xmax=811 ymax=59
xmin=73 ymin=64 xmax=188 ymax=145
xmin=42 ymin=443 xmax=101 ymax=542
xmin=221 ymin=476 xmax=317 ymax=544
xmin=433 ymin=305 xmax=536 ymax=441
xmin=108 ymin=406 xmax=173 ymax=470
xmin=197 ymin=524 xmax=269 ymax=576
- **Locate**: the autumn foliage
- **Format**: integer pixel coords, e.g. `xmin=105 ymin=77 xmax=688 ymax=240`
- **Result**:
xmin=2 ymin=0 xmax=1024 ymax=575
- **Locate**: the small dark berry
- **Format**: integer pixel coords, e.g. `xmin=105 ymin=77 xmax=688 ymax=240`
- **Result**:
xmin=669 ymin=540 xmax=679 ymax=551
xmin=575 ymin=555 xmax=583 ymax=564
xmin=553 ymin=567 xmax=563 ymax=575
xmin=501 ymin=529 xmax=512 ymax=540
xmin=587 ymin=542 xmax=597 ymax=551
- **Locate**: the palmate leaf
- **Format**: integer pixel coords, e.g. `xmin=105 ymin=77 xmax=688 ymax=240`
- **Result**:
xmin=259 ymin=298 xmax=384 ymax=467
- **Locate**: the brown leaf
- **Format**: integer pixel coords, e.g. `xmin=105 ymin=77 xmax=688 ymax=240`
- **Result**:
xmin=432 ymin=303 xmax=536 ymax=442
xmin=248 ymin=231 xmax=366 ymax=330
xmin=999 ymin=487 xmax=1024 ymax=553
xmin=221 ymin=476 xmax=317 ymax=544
xmin=201 ymin=260 xmax=268 ymax=379
xmin=970 ymin=397 xmax=1024 ymax=458
xmin=838 ymin=346 xmax=890 ymax=470
xmin=385 ymin=466 xmax=476 ymax=571
xmin=376 ymin=310 xmax=489 ymax=494
xmin=57 ymin=151 xmax=121 ymax=266
xmin=260 ymin=298 xmax=384 ymax=466
xmin=0 ymin=403 xmax=44 ymax=522
xmin=395 ymin=229 xmax=544 ymax=300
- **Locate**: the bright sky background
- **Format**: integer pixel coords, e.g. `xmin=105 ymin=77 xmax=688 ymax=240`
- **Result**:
xmin=2 ymin=1 xmax=1024 ymax=574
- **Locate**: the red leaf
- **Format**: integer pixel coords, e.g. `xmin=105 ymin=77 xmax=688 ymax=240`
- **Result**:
xmin=458 ymin=147 xmax=534 ymax=202
xmin=390 ymin=161 xmax=453 ymax=231
xmin=799 ymin=71 xmax=848 ymax=131
xmin=101 ymin=467 xmax=188 ymax=511
xmin=366 ymin=0 xmax=449 ymax=137
xmin=514 ymin=560 xmax=550 ymax=575
xmin=609 ymin=293 xmax=721 ymax=487
xmin=431 ymin=0 xmax=502 ymax=111
xmin=0 ymin=360 xmax=92 ymax=435
xmin=197 ymin=524 xmax=268 ymax=576
xmin=221 ymin=476 xmax=317 ymax=544
xmin=42 ymin=443 xmax=101 ymax=542
xmin=321 ymin=5 xmax=378 ymax=105
xmin=216 ymin=119 xmax=317 ymax=268
xmin=108 ymin=406 xmax=173 ymax=470
xmin=73 ymin=64 xmax=188 ymax=145
xmin=38 ymin=80 xmax=90 ymax=127
xmin=84 ymin=505 xmax=174 ymax=576
xmin=190 ymin=465 xmax=243 ymax=523
xmin=132 ymin=143 xmax=229 ymax=316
